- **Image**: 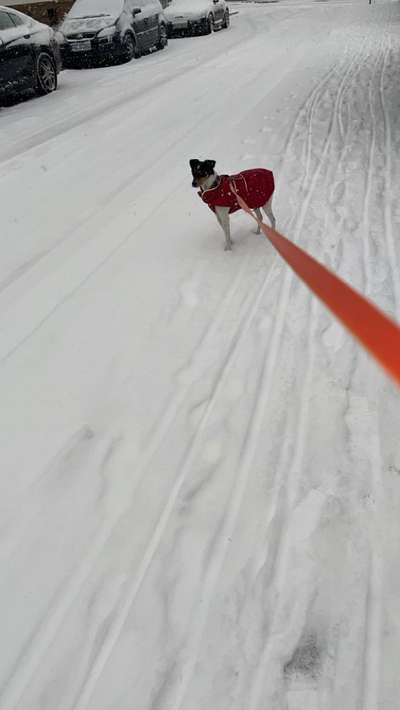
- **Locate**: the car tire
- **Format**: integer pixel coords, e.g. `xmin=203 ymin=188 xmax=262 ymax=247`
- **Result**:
xmin=222 ymin=10 xmax=230 ymax=29
xmin=122 ymin=34 xmax=137 ymax=62
xmin=36 ymin=53 xmax=57 ymax=96
xmin=157 ymin=23 xmax=168 ymax=50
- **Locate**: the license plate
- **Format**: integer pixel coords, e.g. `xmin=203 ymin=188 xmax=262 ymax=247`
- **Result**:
xmin=71 ymin=40 xmax=91 ymax=52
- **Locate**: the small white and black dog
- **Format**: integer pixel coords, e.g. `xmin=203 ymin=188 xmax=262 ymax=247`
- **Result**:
xmin=190 ymin=159 xmax=276 ymax=251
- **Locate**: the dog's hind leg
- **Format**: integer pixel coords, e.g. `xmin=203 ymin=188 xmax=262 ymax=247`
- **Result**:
xmin=254 ymin=208 xmax=262 ymax=234
xmin=215 ymin=206 xmax=232 ymax=251
xmin=262 ymin=196 xmax=276 ymax=229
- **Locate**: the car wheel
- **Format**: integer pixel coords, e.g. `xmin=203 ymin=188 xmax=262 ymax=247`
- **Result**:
xmin=122 ymin=34 xmax=137 ymax=62
xmin=223 ymin=10 xmax=230 ymax=29
xmin=36 ymin=53 xmax=57 ymax=96
xmin=157 ymin=23 xmax=168 ymax=50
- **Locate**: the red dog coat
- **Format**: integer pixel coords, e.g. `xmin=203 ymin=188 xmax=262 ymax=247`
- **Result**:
xmin=199 ymin=168 xmax=274 ymax=214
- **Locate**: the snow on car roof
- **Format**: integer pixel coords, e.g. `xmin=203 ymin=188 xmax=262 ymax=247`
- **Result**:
xmin=67 ymin=0 xmax=124 ymax=19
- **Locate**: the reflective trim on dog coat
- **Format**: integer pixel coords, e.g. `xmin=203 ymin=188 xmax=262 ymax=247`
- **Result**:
xmin=199 ymin=169 xmax=275 ymax=214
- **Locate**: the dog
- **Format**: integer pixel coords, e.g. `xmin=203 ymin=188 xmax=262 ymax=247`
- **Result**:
xmin=190 ymin=159 xmax=276 ymax=251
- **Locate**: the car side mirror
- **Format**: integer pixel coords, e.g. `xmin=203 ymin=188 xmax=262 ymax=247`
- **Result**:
xmin=132 ymin=8 xmax=141 ymax=15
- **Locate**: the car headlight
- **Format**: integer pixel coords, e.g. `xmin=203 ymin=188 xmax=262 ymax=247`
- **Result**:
xmin=97 ymin=25 xmax=117 ymax=39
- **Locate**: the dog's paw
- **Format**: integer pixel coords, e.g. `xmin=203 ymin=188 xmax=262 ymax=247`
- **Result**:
xmin=224 ymin=241 xmax=233 ymax=252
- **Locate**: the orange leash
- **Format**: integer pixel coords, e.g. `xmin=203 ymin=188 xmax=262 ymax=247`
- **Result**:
xmin=231 ymin=184 xmax=400 ymax=387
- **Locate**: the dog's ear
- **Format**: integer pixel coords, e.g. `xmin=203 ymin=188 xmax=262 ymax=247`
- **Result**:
xmin=205 ymin=160 xmax=216 ymax=171
xmin=190 ymin=159 xmax=200 ymax=169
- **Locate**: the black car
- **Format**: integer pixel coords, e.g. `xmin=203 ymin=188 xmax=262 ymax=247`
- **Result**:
xmin=59 ymin=0 xmax=168 ymax=67
xmin=0 ymin=6 xmax=61 ymax=100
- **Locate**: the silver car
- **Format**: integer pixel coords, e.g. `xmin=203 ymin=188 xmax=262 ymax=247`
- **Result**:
xmin=59 ymin=0 xmax=168 ymax=66
xmin=164 ymin=0 xmax=229 ymax=36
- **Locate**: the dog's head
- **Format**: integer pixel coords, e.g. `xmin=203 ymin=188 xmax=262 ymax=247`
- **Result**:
xmin=190 ymin=158 xmax=216 ymax=188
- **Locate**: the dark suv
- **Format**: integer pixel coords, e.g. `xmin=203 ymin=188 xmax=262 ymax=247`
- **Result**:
xmin=0 ymin=6 xmax=61 ymax=101
xmin=59 ymin=0 xmax=168 ymax=66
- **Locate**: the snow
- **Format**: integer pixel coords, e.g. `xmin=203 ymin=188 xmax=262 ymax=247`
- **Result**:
xmin=164 ymin=0 xmax=218 ymax=16
xmin=66 ymin=0 xmax=124 ymax=19
xmin=1 ymin=1 xmax=400 ymax=708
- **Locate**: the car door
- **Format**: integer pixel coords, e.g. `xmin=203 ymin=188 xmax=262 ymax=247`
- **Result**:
xmin=0 ymin=11 xmax=34 ymax=93
xmin=212 ymin=0 xmax=224 ymax=24
xmin=144 ymin=0 xmax=161 ymax=46
xmin=134 ymin=0 xmax=157 ymax=48
xmin=126 ymin=0 xmax=146 ymax=50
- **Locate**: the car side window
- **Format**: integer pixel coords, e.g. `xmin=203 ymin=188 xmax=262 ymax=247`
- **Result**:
xmin=0 ymin=11 xmax=16 ymax=30
xmin=8 ymin=13 xmax=26 ymax=27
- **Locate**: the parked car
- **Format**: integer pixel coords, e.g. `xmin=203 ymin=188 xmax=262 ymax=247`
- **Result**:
xmin=0 ymin=6 xmax=61 ymax=100
xmin=164 ymin=0 xmax=229 ymax=36
xmin=59 ymin=0 xmax=168 ymax=66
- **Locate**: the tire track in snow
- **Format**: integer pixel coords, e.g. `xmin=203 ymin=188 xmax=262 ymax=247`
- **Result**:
xmin=284 ymin=33 xmax=371 ymax=508
xmin=360 ymin=45 xmax=381 ymax=290
xmin=359 ymin=30 xmax=393 ymax=710
xmin=251 ymin=31 xmax=369 ymax=584
xmin=279 ymin=60 xmax=340 ymax=177
xmin=244 ymin=35 xmax=374 ymax=710
xmin=379 ymin=39 xmax=400 ymax=319
xmin=270 ymin=26 xmax=391 ymax=706
xmin=316 ymin=30 xmax=389 ymax=709
xmin=361 ymin=425 xmax=384 ymax=710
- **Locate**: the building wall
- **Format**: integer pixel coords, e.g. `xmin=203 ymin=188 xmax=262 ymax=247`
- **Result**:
xmin=8 ymin=1 xmax=74 ymax=25
xmin=7 ymin=0 xmax=170 ymax=26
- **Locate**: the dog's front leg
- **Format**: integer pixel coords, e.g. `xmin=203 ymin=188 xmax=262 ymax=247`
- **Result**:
xmin=215 ymin=207 xmax=232 ymax=251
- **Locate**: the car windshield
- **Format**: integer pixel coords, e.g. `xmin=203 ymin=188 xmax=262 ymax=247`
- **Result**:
xmin=167 ymin=0 xmax=209 ymax=11
xmin=67 ymin=0 xmax=123 ymax=19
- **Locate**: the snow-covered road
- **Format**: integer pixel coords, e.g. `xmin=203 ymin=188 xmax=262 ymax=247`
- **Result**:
xmin=1 ymin=1 xmax=400 ymax=708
